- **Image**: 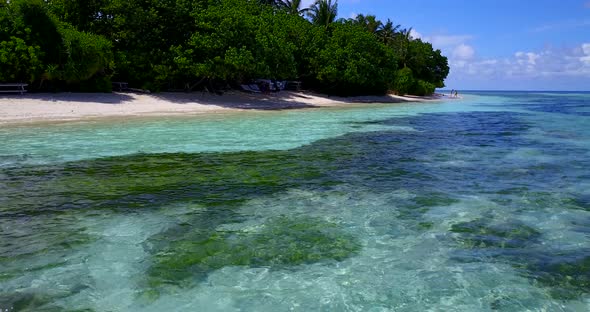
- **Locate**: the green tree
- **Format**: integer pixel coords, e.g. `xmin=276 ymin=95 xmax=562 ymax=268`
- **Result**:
xmin=279 ymin=0 xmax=310 ymax=15
xmin=377 ymin=19 xmax=401 ymax=45
xmin=0 ymin=0 xmax=114 ymax=90
xmin=258 ymin=0 xmax=281 ymax=7
xmin=11 ymin=0 xmax=62 ymax=66
xmin=307 ymin=0 xmax=337 ymax=28
xmin=1 ymin=0 xmax=449 ymax=94
xmin=0 ymin=1 xmax=45 ymax=82
xmin=406 ymin=39 xmax=449 ymax=88
xmin=311 ymin=23 xmax=397 ymax=95
xmin=352 ymin=14 xmax=381 ymax=34
xmin=46 ymin=0 xmax=109 ymax=33
xmin=409 ymin=79 xmax=435 ymax=96
xmin=174 ymin=0 xmax=297 ymax=83
xmin=52 ymin=26 xmax=113 ymax=84
xmin=395 ymin=27 xmax=414 ymax=68
xmin=0 ymin=36 xmax=43 ymax=82
xmin=91 ymin=0 xmax=204 ymax=90
xmin=283 ymin=10 xmax=327 ymax=83
xmin=393 ymin=67 xmax=414 ymax=95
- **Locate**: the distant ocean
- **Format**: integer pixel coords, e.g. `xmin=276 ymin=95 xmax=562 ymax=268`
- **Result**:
xmin=1 ymin=91 xmax=589 ymax=311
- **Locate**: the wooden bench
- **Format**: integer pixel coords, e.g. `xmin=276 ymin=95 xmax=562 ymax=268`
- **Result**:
xmin=0 ymin=83 xmax=28 ymax=95
xmin=285 ymin=81 xmax=302 ymax=92
xmin=112 ymin=82 xmax=129 ymax=92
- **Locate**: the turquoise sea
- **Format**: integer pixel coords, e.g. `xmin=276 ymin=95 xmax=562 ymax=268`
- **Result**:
xmin=1 ymin=91 xmax=589 ymax=311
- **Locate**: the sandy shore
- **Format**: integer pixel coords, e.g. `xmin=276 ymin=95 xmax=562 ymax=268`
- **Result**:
xmin=0 ymin=91 xmax=442 ymax=125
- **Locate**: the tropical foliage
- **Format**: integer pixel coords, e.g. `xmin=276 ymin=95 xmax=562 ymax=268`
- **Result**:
xmin=308 ymin=0 xmax=338 ymax=28
xmin=0 ymin=0 xmax=449 ymax=95
xmin=279 ymin=0 xmax=309 ymax=15
xmin=0 ymin=0 xmax=114 ymax=91
xmin=312 ymin=23 xmax=398 ymax=95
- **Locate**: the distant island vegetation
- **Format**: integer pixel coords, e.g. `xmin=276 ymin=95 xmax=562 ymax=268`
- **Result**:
xmin=0 ymin=0 xmax=449 ymax=96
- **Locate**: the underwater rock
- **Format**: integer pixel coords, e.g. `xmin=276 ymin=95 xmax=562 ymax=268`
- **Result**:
xmin=395 ymin=193 xmax=459 ymax=220
xmin=450 ymin=219 xmax=541 ymax=249
xmin=0 ymin=290 xmax=92 ymax=312
xmin=564 ymin=194 xmax=590 ymax=211
xmin=521 ymin=252 xmax=590 ymax=300
xmin=451 ymin=219 xmax=590 ymax=299
xmin=146 ymin=216 xmax=360 ymax=291
xmin=417 ymin=222 xmax=434 ymax=230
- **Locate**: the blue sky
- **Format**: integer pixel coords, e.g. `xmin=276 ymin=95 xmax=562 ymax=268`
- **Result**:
xmin=304 ymin=0 xmax=590 ymax=91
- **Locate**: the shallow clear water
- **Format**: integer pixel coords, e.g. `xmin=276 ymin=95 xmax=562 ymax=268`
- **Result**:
xmin=1 ymin=92 xmax=589 ymax=311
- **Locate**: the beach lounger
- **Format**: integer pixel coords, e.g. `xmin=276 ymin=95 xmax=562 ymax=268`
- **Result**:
xmin=249 ymin=84 xmax=262 ymax=93
xmin=240 ymin=84 xmax=261 ymax=93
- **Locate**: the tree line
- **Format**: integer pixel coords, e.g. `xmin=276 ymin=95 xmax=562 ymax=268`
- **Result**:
xmin=0 ymin=0 xmax=449 ymax=96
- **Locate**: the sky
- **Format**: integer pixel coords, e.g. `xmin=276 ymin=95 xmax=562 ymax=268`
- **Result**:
xmin=303 ymin=0 xmax=590 ymax=91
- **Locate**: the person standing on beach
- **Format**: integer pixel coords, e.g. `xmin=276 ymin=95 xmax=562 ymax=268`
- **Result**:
xmin=450 ymin=89 xmax=455 ymax=97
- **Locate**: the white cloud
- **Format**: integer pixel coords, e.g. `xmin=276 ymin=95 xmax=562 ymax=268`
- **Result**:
xmin=411 ymin=30 xmax=475 ymax=63
xmin=453 ymin=44 xmax=475 ymax=60
xmin=423 ymin=35 xmax=474 ymax=49
xmin=581 ymin=43 xmax=590 ymax=65
xmin=410 ymin=29 xmax=422 ymax=40
xmin=448 ymin=43 xmax=590 ymax=86
xmin=416 ymin=29 xmax=590 ymax=89
xmin=411 ymin=30 xmax=477 ymax=81
xmin=515 ymin=52 xmax=540 ymax=65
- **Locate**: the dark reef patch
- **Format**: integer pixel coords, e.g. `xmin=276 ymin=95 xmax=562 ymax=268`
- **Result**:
xmin=450 ymin=219 xmax=541 ymax=249
xmin=145 ymin=216 xmax=360 ymax=296
xmin=450 ymin=219 xmax=590 ymax=299
xmin=522 ymin=252 xmax=590 ymax=300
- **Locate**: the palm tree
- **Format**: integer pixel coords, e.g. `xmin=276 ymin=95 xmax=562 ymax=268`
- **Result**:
xmin=400 ymin=27 xmax=414 ymax=40
xmin=279 ymin=0 xmax=310 ymax=15
xmin=377 ymin=19 xmax=401 ymax=45
xmin=353 ymin=14 xmax=382 ymax=34
xmin=398 ymin=27 xmax=414 ymax=67
xmin=307 ymin=0 xmax=338 ymax=28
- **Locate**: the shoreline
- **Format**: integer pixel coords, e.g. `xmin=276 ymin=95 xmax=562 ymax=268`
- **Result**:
xmin=0 ymin=91 xmax=444 ymax=126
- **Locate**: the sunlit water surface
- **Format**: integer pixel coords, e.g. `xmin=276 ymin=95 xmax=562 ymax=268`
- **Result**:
xmin=1 ymin=92 xmax=589 ymax=311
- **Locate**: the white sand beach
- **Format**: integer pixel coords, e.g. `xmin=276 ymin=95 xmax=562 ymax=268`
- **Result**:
xmin=0 ymin=91 xmax=442 ymax=125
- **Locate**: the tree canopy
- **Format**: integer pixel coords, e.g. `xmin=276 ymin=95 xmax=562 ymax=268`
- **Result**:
xmin=0 ymin=0 xmax=449 ymax=95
